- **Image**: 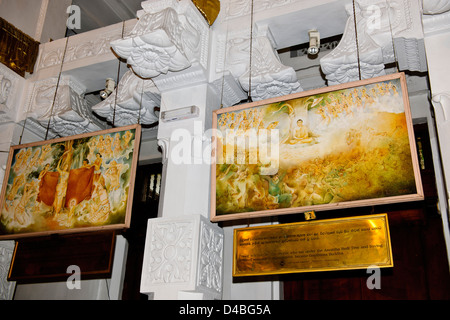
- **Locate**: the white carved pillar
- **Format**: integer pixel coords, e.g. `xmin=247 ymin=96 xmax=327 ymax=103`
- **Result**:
xmin=0 ymin=241 xmax=15 ymax=300
xmin=423 ymin=2 xmax=450 ymax=265
xmin=141 ymin=80 xmax=224 ymax=299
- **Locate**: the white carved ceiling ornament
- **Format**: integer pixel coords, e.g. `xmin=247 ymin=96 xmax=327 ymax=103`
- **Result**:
xmin=111 ymin=8 xmax=195 ymax=79
xmin=92 ymin=70 xmax=161 ymax=127
xmin=221 ymin=15 xmax=303 ymax=102
xmin=238 ymin=36 xmax=302 ymax=101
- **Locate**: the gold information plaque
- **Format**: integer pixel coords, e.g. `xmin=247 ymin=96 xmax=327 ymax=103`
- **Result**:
xmin=233 ymin=214 xmax=393 ymax=277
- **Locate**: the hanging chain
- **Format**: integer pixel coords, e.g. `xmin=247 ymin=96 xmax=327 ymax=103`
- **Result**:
xmin=352 ymin=0 xmax=362 ymax=81
xmin=113 ymin=20 xmax=126 ymax=128
xmin=44 ymin=36 xmax=70 ymax=141
xmin=137 ymin=79 xmax=145 ymax=125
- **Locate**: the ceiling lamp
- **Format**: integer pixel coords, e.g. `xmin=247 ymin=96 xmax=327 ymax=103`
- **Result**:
xmin=308 ymin=30 xmax=321 ymax=56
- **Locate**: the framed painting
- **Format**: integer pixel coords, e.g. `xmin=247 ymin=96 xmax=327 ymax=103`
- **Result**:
xmin=211 ymin=73 xmax=423 ymax=222
xmin=0 ymin=124 xmax=141 ymax=240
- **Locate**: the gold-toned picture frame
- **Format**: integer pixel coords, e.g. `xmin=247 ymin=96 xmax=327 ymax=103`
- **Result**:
xmin=0 ymin=124 xmax=141 ymax=240
xmin=211 ymin=73 xmax=423 ymax=222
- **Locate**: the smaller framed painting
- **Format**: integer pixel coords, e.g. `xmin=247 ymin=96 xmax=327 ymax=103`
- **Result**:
xmin=211 ymin=73 xmax=423 ymax=222
xmin=0 ymin=124 xmax=141 ymax=240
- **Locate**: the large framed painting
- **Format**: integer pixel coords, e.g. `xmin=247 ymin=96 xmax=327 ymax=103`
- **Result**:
xmin=0 ymin=124 xmax=141 ymax=240
xmin=211 ymin=73 xmax=423 ymax=222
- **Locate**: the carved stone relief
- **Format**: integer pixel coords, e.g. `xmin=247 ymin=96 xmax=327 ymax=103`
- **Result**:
xmin=320 ymin=0 xmax=427 ymax=85
xmin=147 ymin=220 xmax=194 ymax=285
xmin=0 ymin=64 xmax=22 ymax=124
xmin=197 ymin=219 xmax=223 ymax=295
xmin=92 ymin=70 xmax=161 ymax=127
xmin=141 ymin=215 xmax=224 ymax=299
xmin=25 ymin=76 xmax=105 ymax=137
xmin=111 ymin=0 xmax=209 ymax=80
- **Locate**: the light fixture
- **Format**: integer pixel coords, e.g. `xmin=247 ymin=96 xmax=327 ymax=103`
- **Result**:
xmin=100 ymin=78 xmax=116 ymax=100
xmin=161 ymin=106 xmax=200 ymax=123
xmin=307 ymin=30 xmax=320 ymax=56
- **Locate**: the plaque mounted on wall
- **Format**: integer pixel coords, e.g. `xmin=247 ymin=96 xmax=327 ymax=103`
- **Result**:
xmin=233 ymin=214 xmax=393 ymax=277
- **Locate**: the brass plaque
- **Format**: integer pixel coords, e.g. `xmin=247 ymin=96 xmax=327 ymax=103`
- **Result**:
xmin=233 ymin=214 xmax=393 ymax=277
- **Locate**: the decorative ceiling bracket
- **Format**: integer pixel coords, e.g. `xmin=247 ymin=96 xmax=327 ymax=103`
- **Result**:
xmin=225 ymin=30 xmax=303 ymax=102
xmin=321 ymin=0 xmax=427 ymax=85
xmin=111 ymin=0 xmax=209 ymax=80
xmin=92 ymin=70 xmax=161 ymax=127
xmin=25 ymin=76 xmax=105 ymax=138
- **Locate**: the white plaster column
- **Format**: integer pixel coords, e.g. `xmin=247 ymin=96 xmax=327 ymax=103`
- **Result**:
xmin=423 ymin=3 xmax=450 ymax=265
xmin=0 ymin=241 xmax=16 ymax=300
xmin=110 ymin=0 xmax=225 ymax=300
xmin=140 ymin=81 xmax=225 ymax=300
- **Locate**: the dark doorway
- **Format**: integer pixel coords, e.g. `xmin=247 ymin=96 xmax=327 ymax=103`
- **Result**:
xmin=121 ymin=162 xmax=162 ymax=300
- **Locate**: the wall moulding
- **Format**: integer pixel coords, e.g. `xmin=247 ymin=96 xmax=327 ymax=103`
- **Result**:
xmin=0 ymin=63 xmax=25 ymax=125
xmin=34 ymin=20 xmax=137 ymax=78
xmin=92 ymin=70 xmax=161 ymax=127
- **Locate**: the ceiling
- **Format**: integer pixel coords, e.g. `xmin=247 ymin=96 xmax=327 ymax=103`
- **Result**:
xmin=67 ymin=0 xmax=143 ymax=35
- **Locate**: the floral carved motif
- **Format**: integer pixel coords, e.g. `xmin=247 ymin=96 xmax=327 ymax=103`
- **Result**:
xmin=198 ymin=220 xmax=223 ymax=294
xmin=111 ymin=6 xmax=203 ymax=79
xmin=0 ymin=242 xmax=15 ymax=300
xmin=148 ymin=221 xmax=194 ymax=284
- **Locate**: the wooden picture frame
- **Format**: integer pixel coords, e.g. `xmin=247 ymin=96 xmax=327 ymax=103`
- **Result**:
xmin=0 ymin=124 xmax=141 ymax=240
xmin=211 ymin=73 xmax=423 ymax=222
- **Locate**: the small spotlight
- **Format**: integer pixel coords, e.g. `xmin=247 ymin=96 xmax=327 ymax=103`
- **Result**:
xmin=100 ymin=78 xmax=115 ymax=100
xmin=308 ymin=30 xmax=320 ymax=56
